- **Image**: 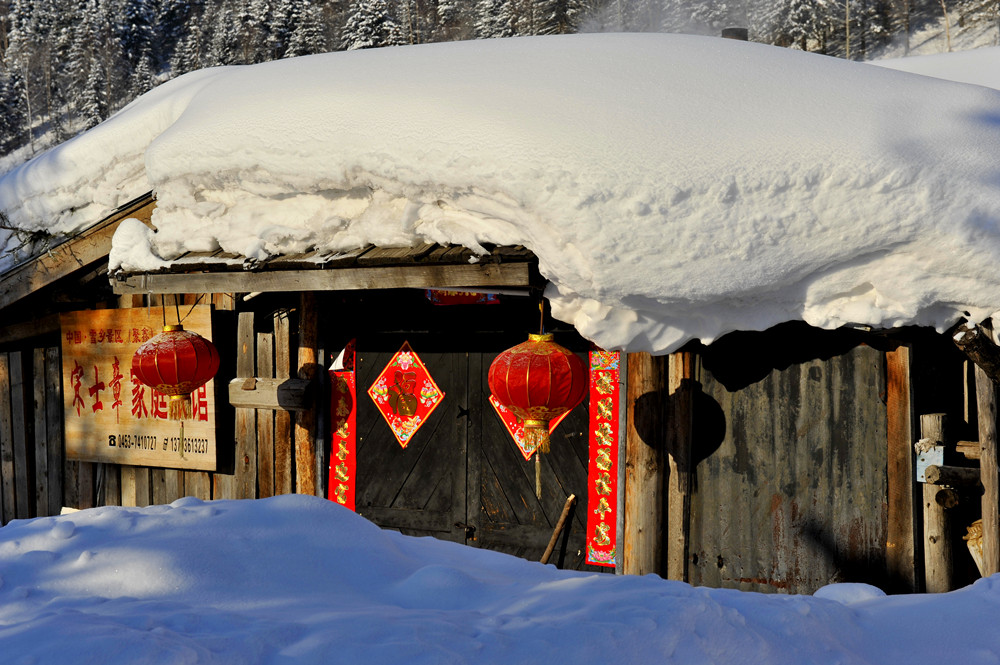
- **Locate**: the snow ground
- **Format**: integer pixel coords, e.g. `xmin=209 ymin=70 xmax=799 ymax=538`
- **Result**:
xmin=5 ymin=33 xmax=1000 ymax=354
xmin=2 ymin=494 xmax=1000 ymax=665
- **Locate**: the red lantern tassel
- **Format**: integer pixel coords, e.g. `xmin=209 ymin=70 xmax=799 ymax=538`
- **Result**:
xmin=524 ymin=419 xmax=551 ymax=454
xmin=169 ymin=394 xmax=193 ymax=421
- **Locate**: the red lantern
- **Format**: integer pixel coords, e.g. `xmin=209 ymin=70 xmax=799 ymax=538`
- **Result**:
xmin=488 ymin=333 xmax=586 ymax=453
xmin=132 ymin=324 xmax=220 ymax=420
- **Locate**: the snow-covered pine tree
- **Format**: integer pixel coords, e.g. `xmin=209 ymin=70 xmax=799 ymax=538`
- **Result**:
xmin=0 ymin=66 xmax=28 ymax=154
xmin=535 ymin=0 xmax=584 ymax=33
xmin=79 ymin=57 xmax=107 ymax=129
xmin=475 ymin=0 xmax=515 ymax=37
xmin=128 ymin=46 xmax=155 ymax=99
xmin=342 ymin=0 xmax=403 ymax=49
xmin=286 ymin=1 xmax=328 ymax=57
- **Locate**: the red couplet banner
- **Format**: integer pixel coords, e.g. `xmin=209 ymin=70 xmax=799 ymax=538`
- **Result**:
xmin=329 ymin=340 xmax=357 ymax=511
xmin=586 ymin=349 xmax=621 ymax=567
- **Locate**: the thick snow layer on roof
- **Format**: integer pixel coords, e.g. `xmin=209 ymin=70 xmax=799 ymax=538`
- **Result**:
xmin=5 ymin=34 xmax=1000 ymax=352
xmin=872 ymin=46 xmax=1000 ymax=89
xmin=3 ymin=494 xmax=1000 ymax=665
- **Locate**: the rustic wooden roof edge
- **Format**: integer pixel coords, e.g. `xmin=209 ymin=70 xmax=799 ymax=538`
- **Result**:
xmin=126 ymin=242 xmax=536 ymax=276
xmin=0 ymin=191 xmax=156 ymax=313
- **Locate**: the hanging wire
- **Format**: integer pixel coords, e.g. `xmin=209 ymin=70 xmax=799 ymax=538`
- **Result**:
xmin=174 ymin=294 xmax=182 ymax=325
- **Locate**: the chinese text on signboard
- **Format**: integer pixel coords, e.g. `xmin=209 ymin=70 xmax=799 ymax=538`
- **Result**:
xmin=60 ymin=307 xmax=218 ymax=470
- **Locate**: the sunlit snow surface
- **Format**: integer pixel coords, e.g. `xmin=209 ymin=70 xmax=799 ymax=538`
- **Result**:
xmin=5 ymin=34 xmax=1000 ymax=352
xmin=2 ymin=495 xmax=1000 ymax=665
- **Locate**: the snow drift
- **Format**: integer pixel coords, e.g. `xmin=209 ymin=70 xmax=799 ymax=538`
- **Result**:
xmin=4 ymin=34 xmax=1000 ymax=353
xmin=3 ymin=495 xmax=1000 ymax=665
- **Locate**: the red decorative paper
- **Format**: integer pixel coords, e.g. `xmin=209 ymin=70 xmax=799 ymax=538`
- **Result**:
xmin=425 ymin=290 xmax=499 ymax=305
xmin=368 ymin=342 xmax=444 ymax=448
xmin=489 ymin=395 xmax=569 ymax=461
xmin=586 ymin=349 xmax=620 ymax=567
xmin=329 ymin=340 xmax=357 ymax=510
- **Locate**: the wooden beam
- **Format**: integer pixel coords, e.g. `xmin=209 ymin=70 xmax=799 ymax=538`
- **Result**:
xmin=227 ymin=377 xmax=312 ymax=411
xmin=295 ymin=293 xmax=319 ymax=496
xmin=976 ymin=359 xmax=1000 ymax=576
xmin=885 ymin=344 xmax=920 ymax=592
xmin=0 ymin=193 xmax=155 ymax=311
xmin=921 ymin=413 xmax=954 ymax=593
xmin=666 ymin=351 xmax=695 ymax=582
xmin=113 ymin=262 xmax=533 ymax=295
xmin=623 ymin=352 xmax=666 ymax=577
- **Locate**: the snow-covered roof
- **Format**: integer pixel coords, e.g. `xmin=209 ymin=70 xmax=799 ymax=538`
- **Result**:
xmin=4 ymin=34 xmax=1000 ymax=353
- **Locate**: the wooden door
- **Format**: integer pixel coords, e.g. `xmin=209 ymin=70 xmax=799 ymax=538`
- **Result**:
xmin=354 ymin=335 xmax=468 ymax=544
xmin=352 ymin=330 xmax=599 ymax=570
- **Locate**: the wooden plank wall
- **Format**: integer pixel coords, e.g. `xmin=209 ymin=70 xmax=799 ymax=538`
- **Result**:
xmin=0 ymin=346 xmax=86 ymax=524
xmin=687 ymin=344 xmax=889 ymax=594
xmin=0 ymin=298 xmax=299 ymax=526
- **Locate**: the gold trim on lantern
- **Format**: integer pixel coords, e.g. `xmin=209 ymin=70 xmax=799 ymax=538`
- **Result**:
xmin=163 ymin=324 xmax=184 ymax=332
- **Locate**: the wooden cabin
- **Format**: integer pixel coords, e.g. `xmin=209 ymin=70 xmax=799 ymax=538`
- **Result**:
xmin=0 ymin=192 xmax=994 ymax=594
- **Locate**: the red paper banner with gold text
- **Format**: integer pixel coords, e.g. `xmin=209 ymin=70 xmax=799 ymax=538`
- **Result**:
xmin=329 ymin=340 xmax=357 ymax=510
xmin=586 ymin=349 xmax=620 ymax=567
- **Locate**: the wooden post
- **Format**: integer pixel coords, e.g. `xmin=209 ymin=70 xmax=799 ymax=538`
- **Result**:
xmin=666 ymin=351 xmax=695 ymax=581
xmin=885 ymin=345 xmax=920 ymax=592
xmin=295 ymin=293 xmax=319 ymax=496
xmin=623 ymin=352 xmax=666 ymax=576
xmin=257 ymin=330 xmax=275 ymax=498
xmin=0 ymin=353 xmax=15 ymax=524
xmin=976 ymin=361 xmax=1000 ymax=576
xmin=274 ymin=310 xmax=294 ymax=495
xmin=44 ymin=347 xmax=63 ymax=515
xmin=921 ymin=413 xmax=954 ymax=592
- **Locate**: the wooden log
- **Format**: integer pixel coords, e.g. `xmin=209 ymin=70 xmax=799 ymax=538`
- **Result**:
xmin=924 ymin=464 xmax=982 ymax=487
xmin=885 ymin=345 xmax=920 ymax=592
xmin=623 ymin=352 xmax=666 ymax=576
xmin=274 ymin=310 xmax=293 ymax=495
xmin=540 ymin=494 xmax=577 ymax=565
xmin=666 ymin=351 xmax=695 ymax=582
xmin=295 ymin=293 xmax=319 ymax=496
xmin=227 ymin=378 xmax=312 ymax=411
xmin=976 ymin=358 xmax=1000 ymax=576
xmin=954 ymin=322 xmax=1000 ymax=386
xmin=922 ymin=413 xmax=954 ymax=593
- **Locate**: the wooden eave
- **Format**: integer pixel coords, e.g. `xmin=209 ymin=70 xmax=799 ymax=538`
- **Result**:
xmin=0 ymin=192 xmax=156 ymax=313
xmin=112 ymin=241 xmax=541 ymax=296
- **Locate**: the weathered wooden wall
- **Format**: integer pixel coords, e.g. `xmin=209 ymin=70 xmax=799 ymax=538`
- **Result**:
xmin=688 ymin=342 xmax=889 ymax=594
xmin=0 ymin=296 xmax=305 ymax=526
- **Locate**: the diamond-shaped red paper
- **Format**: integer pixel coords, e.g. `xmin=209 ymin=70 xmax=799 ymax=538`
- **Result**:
xmin=489 ymin=395 xmax=569 ymax=461
xmin=367 ymin=342 xmax=444 ymax=448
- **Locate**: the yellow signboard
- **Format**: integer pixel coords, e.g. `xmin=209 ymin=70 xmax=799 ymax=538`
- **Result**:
xmin=60 ymin=307 xmax=218 ymax=470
